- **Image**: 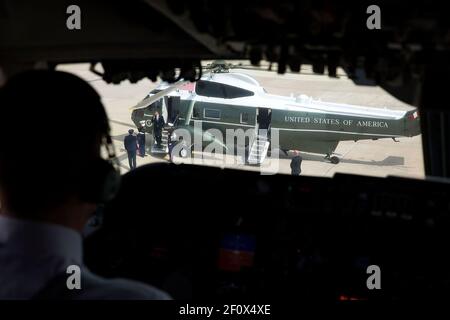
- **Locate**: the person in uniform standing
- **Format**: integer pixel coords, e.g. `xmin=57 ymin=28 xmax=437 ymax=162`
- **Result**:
xmin=152 ymin=111 xmax=165 ymax=148
xmin=124 ymin=129 xmax=138 ymax=170
xmin=137 ymin=127 xmax=146 ymax=157
xmin=290 ymin=150 xmax=303 ymax=176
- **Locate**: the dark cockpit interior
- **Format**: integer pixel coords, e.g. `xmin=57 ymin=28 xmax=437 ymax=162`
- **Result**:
xmin=84 ymin=163 xmax=450 ymax=301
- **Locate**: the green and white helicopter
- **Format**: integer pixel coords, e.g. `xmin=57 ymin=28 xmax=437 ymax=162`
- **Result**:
xmin=130 ymin=61 xmax=420 ymax=165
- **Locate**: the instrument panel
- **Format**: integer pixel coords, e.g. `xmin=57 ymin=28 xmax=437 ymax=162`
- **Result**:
xmin=84 ymin=163 xmax=450 ymax=301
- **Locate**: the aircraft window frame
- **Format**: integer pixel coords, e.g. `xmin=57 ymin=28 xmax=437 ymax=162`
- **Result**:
xmin=240 ymin=112 xmax=250 ymax=124
xmin=204 ymin=108 xmax=221 ymax=120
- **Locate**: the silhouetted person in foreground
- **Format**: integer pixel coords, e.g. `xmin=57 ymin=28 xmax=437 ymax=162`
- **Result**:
xmin=290 ymin=150 xmax=302 ymax=176
xmin=0 ymin=70 xmax=170 ymax=300
xmin=124 ymin=129 xmax=138 ymax=169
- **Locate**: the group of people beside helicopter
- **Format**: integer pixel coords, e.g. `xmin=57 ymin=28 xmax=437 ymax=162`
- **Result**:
xmin=126 ymin=107 xmax=304 ymax=174
xmin=124 ymin=111 xmax=166 ymax=170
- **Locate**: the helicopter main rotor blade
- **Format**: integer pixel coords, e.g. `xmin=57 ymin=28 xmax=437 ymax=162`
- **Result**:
xmin=129 ymin=80 xmax=189 ymax=111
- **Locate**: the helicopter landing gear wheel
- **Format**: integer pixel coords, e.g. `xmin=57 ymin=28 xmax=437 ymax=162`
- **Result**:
xmin=330 ymin=156 xmax=340 ymax=164
xmin=325 ymin=154 xmax=340 ymax=164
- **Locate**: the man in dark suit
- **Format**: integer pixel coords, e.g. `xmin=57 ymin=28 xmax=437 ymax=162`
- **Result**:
xmin=290 ymin=150 xmax=302 ymax=176
xmin=137 ymin=127 xmax=146 ymax=157
xmin=124 ymin=129 xmax=138 ymax=170
xmin=152 ymin=111 xmax=165 ymax=148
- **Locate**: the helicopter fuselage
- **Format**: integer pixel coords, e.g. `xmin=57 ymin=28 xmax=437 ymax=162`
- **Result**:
xmin=131 ymin=72 xmax=421 ymax=160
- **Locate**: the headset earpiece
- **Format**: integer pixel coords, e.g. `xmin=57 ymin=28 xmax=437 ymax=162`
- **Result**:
xmin=81 ymin=158 xmax=121 ymax=204
xmin=78 ymin=117 xmax=121 ymax=204
xmin=98 ymin=160 xmax=121 ymax=203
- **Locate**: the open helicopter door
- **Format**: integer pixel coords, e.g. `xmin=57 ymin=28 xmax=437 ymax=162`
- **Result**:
xmin=150 ymin=97 xmax=169 ymax=155
xmin=152 ymin=95 xmax=182 ymax=155
xmin=257 ymin=108 xmax=272 ymax=130
xmin=166 ymin=96 xmax=180 ymax=125
xmin=248 ymin=108 xmax=272 ymax=165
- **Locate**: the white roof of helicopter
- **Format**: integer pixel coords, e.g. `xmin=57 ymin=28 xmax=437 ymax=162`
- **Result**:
xmin=153 ymin=71 xmax=408 ymax=120
xmin=205 ymin=72 xmax=407 ymax=119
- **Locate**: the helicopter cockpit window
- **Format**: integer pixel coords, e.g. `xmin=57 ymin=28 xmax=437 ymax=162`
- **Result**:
xmin=204 ymin=108 xmax=221 ymax=120
xmin=196 ymin=80 xmax=226 ymax=98
xmin=222 ymin=84 xmax=254 ymax=98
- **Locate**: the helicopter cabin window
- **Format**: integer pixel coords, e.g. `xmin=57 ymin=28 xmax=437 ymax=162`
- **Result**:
xmin=240 ymin=112 xmax=250 ymax=124
xmin=196 ymin=80 xmax=226 ymax=98
xmin=204 ymin=108 xmax=221 ymax=120
xmin=196 ymin=81 xmax=254 ymax=99
xmin=223 ymin=84 xmax=254 ymax=98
